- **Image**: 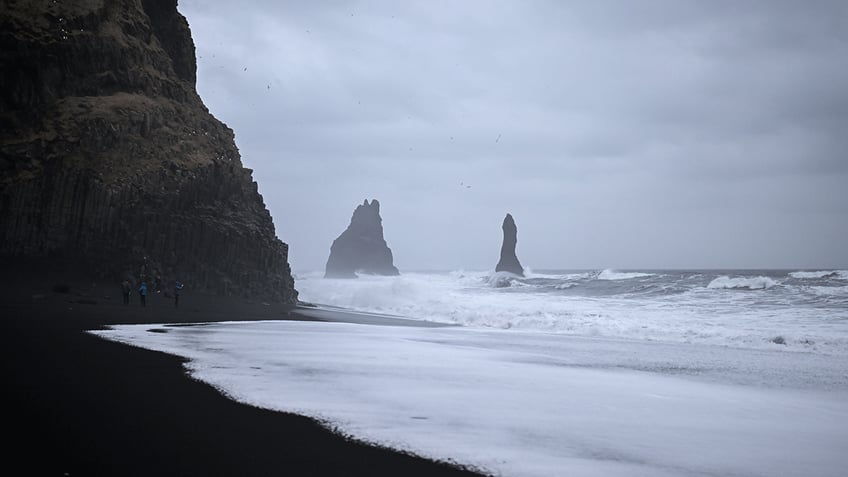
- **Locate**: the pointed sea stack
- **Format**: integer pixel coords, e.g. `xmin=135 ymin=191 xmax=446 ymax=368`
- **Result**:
xmin=325 ymin=199 xmax=400 ymax=278
xmin=495 ymin=213 xmax=524 ymax=276
xmin=0 ymin=0 xmax=297 ymax=303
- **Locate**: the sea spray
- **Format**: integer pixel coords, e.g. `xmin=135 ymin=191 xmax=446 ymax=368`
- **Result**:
xmin=297 ymin=269 xmax=848 ymax=355
xmin=706 ymin=276 xmax=778 ymax=290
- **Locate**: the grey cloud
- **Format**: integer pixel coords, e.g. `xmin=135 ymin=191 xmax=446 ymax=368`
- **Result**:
xmin=180 ymin=0 xmax=848 ymax=271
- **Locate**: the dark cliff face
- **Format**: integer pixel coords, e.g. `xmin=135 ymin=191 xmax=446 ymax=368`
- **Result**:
xmin=325 ymin=199 xmax=400 ymax=278
xmin=0 ymin=0 xmax=297 ymax=302
xmin=495 ymin=213 xmax=524 ymax=276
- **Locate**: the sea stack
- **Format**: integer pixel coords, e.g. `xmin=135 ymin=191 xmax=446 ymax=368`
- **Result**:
xmin=325 ymin=199 xmax=400 ymax=278
xmin=0 ymin=0 xmax=297 ymax=303
xmin=495 ymin=213 xmax=525 ymax=276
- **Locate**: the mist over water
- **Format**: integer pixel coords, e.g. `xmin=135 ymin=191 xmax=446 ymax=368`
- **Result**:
xmin=296 ymin=268 xmax=848 ymax=355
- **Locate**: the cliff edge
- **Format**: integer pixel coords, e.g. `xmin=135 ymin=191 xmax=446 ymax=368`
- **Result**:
xmin=0 ymin=0 xmax=297 ymax=302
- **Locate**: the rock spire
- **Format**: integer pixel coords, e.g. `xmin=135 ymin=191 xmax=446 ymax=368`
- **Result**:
xmin=495 ymin=213 xmax=524 ymax=276
xmin=325 ymin=199 xmax=400 ymax=278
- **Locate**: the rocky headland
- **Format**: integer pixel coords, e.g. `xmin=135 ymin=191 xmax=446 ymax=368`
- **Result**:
xmin=325 ymin=199 xmax=400 ymax=278
xmin=0 ymin=0 xmax=297 ymax=302
xmin=495 ymin=213 xmax=524 ymax=276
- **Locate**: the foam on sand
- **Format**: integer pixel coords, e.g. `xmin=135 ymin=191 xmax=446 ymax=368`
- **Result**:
xmin=92 ymin=320 xmax=848 ymax=477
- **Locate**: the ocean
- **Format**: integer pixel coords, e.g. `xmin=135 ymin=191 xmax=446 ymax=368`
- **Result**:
xmin=296 ymin=268 xmax=848 ymax=356
xmin=93 ymin=268 xmax=848 ymax=477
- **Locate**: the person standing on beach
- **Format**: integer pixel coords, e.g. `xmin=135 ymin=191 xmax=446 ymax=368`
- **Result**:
xmin=121 ymin=279 xmax=131 ymax=305
xmin=138 ymin=281 xmax=147 ymax=307
xmin=174 ymin=280 xmax=183 ymax=308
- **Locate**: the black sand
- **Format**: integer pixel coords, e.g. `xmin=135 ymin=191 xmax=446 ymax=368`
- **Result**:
xmin=5 ymin=278 xmax=487 ymax=477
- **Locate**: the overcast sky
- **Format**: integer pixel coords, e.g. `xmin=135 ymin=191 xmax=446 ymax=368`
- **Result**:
xmin=179 ymin=0 xmax=847 ymax=272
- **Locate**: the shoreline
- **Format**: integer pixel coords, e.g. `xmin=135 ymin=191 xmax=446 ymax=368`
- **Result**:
xmin=5 ymin=279 xmax=486 ymax=477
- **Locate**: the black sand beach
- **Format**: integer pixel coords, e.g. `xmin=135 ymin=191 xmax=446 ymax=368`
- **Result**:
xmin=5 ymin=277 xmax=486 ymax=477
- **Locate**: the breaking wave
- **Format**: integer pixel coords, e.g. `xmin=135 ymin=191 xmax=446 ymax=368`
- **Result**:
xmin=295 ymin=269 xmax=848 ymax=355
xmin=809 ymin=285 xmax=848 ymax=297
xmin=597 ymin=269 xmax=655 ymax=280
xmin=486 ymin=271 xmax=523 ymax=288
xmin=707 ymin=276 xmax=778 ymax=290
xmin=790 ymin=270 xmax=838 ymax=279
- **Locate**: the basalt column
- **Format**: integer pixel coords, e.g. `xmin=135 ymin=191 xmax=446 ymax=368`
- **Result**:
xmin=0 ymin=0 xmax=297 ymax=302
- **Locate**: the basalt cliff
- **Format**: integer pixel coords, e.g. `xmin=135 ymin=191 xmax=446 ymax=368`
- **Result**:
xmin=325 ymin=199 xmax=399 ymax=278
xmin=495 ymin=213 xmax=524 ymax=276
xmin=0 ymin=0 xmax=297 ymax=302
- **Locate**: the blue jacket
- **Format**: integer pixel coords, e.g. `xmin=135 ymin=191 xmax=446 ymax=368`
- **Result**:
xmin=139 ymin=283 xmax=147 ymax=295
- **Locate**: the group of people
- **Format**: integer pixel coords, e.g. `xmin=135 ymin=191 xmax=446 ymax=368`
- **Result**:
xmin=121 ymin=279 xmax=184 ymax=308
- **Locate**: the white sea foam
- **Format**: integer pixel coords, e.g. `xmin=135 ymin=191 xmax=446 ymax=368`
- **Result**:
xmin=790 ymin=270 xmax=838 ymax=279
xmin=526 ymin=270 xmax=593 ymax=281
xmin=486 ymin=271 xmax=522 ymax=288
xmin=597 ymin=269 xmax=654 ymax=280
xmin=810 ymin=285 xmax=848 ymax=297
xmin=91 ymin=321 xmax=848 ymax=477
xmin=706 ymin=275 xmax=778 ymax=290
xmin=91 ymin=268 xmax=848 ymax=476
xmin=296 ymin=271 xmax=848 ymax=355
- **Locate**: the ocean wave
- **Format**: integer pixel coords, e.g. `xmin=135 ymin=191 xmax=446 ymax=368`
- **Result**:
xmin=525 ymin=271 xmax=592 ymax=281
xmin=596 ymin=269 xmax=654 ymax=280
xmin=486 ymin=271 xmax=523 ymax=288
xmin=294 ymin=271 xmax=848 ymax=356
xmin=808 ymin=285 xmax=848 ymax=297
xmin=706 ymin=276 xmax=778 ymax=290
xmin=789 ymin=270 xmax=838 ymax=279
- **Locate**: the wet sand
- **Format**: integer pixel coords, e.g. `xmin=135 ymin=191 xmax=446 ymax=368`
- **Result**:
xmin=4 ymin=277 xmax=485 ymax=477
